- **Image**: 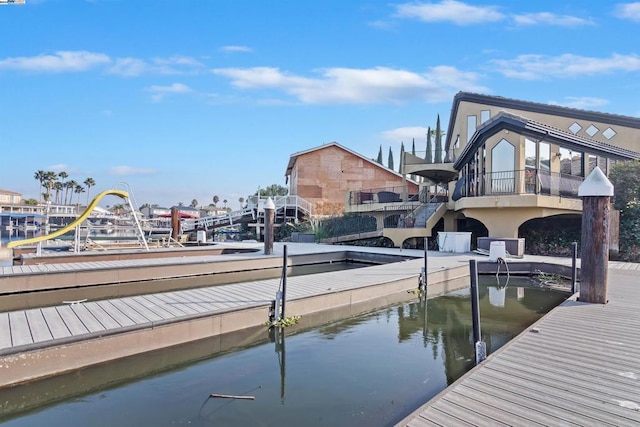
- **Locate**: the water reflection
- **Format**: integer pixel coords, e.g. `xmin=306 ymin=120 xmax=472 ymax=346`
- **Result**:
xmin=1 ymin=277 xmax=568 ymax=427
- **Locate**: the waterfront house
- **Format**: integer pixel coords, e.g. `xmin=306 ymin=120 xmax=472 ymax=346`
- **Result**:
xmin=396 ymin=92 xmax=640 ymax=251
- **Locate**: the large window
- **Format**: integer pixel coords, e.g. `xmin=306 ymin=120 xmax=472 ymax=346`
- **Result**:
xmin=491 ymin=139 xmax=515 ymax=193
xmin=467 ymin=115 xmax=477 ymax=143
xmin=559 ymin=148 xmax=583 ymax=176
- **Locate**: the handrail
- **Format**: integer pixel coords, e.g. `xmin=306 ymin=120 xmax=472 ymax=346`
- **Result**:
xmin=456 ymin=169 xmax=584 ymax=199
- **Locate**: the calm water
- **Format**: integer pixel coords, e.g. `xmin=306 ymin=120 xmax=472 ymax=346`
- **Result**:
xmin=1 ymin=277 xmax=568 ymax=427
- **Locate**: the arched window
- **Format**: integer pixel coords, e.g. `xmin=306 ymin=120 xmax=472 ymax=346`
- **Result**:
xmin=491 ymin=139 xmax=515 ymax=193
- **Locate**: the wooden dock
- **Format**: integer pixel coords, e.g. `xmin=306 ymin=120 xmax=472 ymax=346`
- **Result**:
xmin=398 ymin=263 xmax=640 ymax=426
xmin=0 ymin=243 xmax=478 ymax=386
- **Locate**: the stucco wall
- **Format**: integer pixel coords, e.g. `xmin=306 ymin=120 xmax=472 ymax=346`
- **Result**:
xmin=451 ymin=100 xmax=640 ymax=161
xmin=291 ymin=145 xmax=418 ymax=214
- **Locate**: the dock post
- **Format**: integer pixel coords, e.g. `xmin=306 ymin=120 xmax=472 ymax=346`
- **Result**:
xmin=578 ymin=167 xmax=613 ymax=304
xmin=170 ymin=207 xmax=180 ymax=242
xmin=264 ymin=197 xmax=275 ymax=255
xmin=282 ymin=244 xmax=287 ymax=318
xmin=420 ymin=237 xmax=428 ymax=290
xmin=571 ymin=241 xmax=578 ymax=294
xmin=470 ymin=259 xmax=486 ymax=365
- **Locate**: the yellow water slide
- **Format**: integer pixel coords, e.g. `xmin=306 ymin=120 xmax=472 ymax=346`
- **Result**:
xmin=6 ymin=189 xmax=129 ymax=249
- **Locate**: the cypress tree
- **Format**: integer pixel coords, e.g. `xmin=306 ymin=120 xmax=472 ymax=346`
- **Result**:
xmin=388 ymin=147 xmax=394 ymax=170
xmin=399 ymin=142 xmax=405 ymax=174
xmin=434 ymin=115 xmax=443 ymax=163
xmin=411 ymin=138 xmax=417 ymax=181
xmin=425 ymin=126 xmax=433 ymax=164
xmin=376 ymin=145 xmax=383 ymax=164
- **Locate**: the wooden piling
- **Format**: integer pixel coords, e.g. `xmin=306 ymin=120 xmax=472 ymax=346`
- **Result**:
xmin=580 ymin=196 xmax=610 ymax=303
xmin=578 ymin=166 xmax=613 ymax=304
xmin=171 ymin=207 xmax=180 ymax=241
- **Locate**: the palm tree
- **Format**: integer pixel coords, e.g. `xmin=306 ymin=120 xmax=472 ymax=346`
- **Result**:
xmin=43 ymin=171 xmax=57 ymax=203
xmin=223 ymin=199 xmax=228 ymax=209
xmin=239 ymin=197 xmax=245 ymax=208
xmin=65 ymin=180 xmax=77 ymax=205
xmin=84 ymin=178 xmax=96 ymax=205
xmin=53 ymin=181 xmax=64 ymax=204
xmin=213 ymin=195 xmax=220 ymax=206
xmin=190 ymin=199 xmax=198 ymax=208
xmin=74 ymin=184 xmax=85 ymax=207
xmin=34 ymin=170 xmax=46 ymax=202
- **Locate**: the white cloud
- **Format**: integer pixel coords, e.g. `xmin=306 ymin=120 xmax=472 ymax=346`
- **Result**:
xmin=219 ymin=45 xmax=253 ymax=53
xmin=381 ymin=127 xmax=430 ymax=144
xmin=109 ymin=166 xmax=157 ymax=176
xmin=0 ymin=51 xmax=110 ymax=72
xmin=513 ymin=12 xmax=593 ymax=27
xmin=491 ymin=53 xmax=640 ymax=80
xmin=108 ymin=56 xmax=203 ymax=77
xmin=548 ymin=97 xmax=610 ymax=109
xmin=145 ymin=83 xmax=193 ymax=101
xmin=108 ymin=58 xmax=148 ymax=76
xmin=46 ymin=164 xmax=70 ymax=173
xmin=614 ymin=2 xmax=640 ymax=21
xmin=212 ymin=65 xmax=487 ymax=104
xmin=394 ymin=0 xmax=504 ymax=25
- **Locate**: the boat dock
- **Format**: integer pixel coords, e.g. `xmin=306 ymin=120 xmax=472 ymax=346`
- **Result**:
xmin=1 ymin=242 xmax=639 ymax=425
xmin=0 ymin=243 xmax=477 ymax=387
xmin=398 ymin=262 xmax=640 ymax=426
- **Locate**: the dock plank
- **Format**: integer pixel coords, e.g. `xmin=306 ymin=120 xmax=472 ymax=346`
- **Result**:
xmin=83 ymin=303 xmax=121 ymax=330
xmin=96 ymin=300 xmax=136 ymax=327
xmin=56 ymin=306 xmax=89 ymax=336
xmin=108 ymin=299 xmax=153 ymax=324
xmin=151 ymin=293 xmax=201 ymax=315
xmin=0 ymin=313 xmax=11 ymax=349
xmin=41 ymin=307 xmax=72 ymax=339
xmin=129 ymin=296 xmax=174 ymax=321
xmin=140 ymin=294 xmax=188 ymax=318
xmin=25 ymin=309 xmax=53 ymax=343
xmin=9 ymin=311 xmax=33 ymax=347
xmin=70 ymin=304 xmax=106 ymax=333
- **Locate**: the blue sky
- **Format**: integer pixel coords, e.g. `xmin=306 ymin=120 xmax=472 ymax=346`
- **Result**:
xmin=2 ymin=0 xmax=640 ymax=209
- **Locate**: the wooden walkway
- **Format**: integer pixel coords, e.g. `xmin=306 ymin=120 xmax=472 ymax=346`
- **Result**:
xmin=0 ymin=251 xmax=432 ymax=354
xmin=399 ymin=263 xmax=640 ymax=426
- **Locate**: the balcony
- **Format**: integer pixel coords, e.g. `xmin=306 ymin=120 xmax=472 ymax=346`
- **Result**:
xmin=452 ymin=169 xmax=584 ymax=211
xmin=402 ymin=150 xmax=457 ymax=183
xmin=346 ymin=185 xmax=418 ymax=213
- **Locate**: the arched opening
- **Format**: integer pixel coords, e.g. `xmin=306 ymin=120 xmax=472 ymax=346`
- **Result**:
xmin=519 ymin=214 xmax=581 ymax=256
xmin=456 ymin=215 xmax=489 ymax=250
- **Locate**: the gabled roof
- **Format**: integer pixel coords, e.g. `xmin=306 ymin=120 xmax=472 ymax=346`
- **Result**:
xmin=454 ymin=111 xmax=640 ymax=170
xmin=0 ymin=189 xmax=22 ymax=196
xmin=446 ymin=92 xmax=640 ymax=152
xmin=285 ymin=141 xmax=417 ymax=183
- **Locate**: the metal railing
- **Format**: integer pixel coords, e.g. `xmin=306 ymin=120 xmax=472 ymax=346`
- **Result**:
xmin=457 ymin=169 xmax=584 ymax=199
xmin=348 ymin=185 xmax=418 ymax=206
xmin=405 ymin=148 xmax=457 ymax=164
xmin=246 ymin=195 xmax=312 ymax=217
xmin=383 ymin=189 xmax=449 ymax=229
